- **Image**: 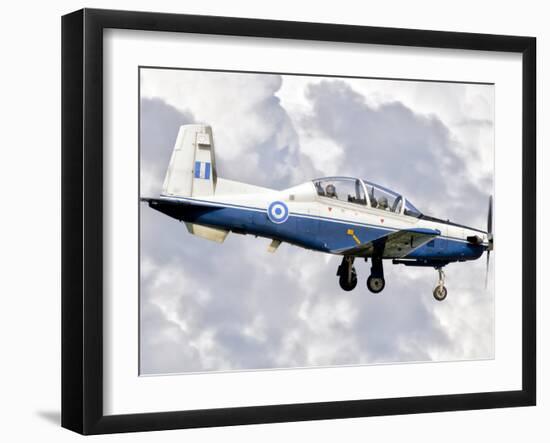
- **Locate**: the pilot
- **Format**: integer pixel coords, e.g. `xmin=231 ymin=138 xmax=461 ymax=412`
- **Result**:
xmin=326 ymin=184 xmax=337 ymax=198
xmin=378 ymin=196 xmax=389 ymax=210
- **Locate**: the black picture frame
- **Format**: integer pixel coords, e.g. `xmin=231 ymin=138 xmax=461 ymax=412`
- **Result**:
xmin=62 ymin=8 xmax=536 ymax=435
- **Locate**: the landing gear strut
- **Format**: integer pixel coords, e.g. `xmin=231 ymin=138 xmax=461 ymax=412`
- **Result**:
xmin=433 ymin=268 xmax=448 ymax=301
xmin=367 ymin=257 xmax=385 ymax=293
xmin=337 ymin=256 xmax=357 ymax=291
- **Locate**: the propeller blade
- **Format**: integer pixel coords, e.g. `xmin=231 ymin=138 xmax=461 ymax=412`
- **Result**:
xmin=485 ymin=195 xmax=493 ymax=289
xmin=485 ymin=250 xmax=491 ymax=289
xmin=487 ymin=195 xmax=493 ymax=234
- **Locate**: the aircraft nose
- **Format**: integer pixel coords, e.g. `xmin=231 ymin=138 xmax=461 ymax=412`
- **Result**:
xmin=487 ymin=232 xmax=494 ymax=251
xmin=466 ymin=233 xmax=484 ymax=245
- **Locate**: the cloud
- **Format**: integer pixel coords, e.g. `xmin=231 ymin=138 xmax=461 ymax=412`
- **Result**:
xmin=141 ymin=69 xmax=320 ymax=189
xmin=140 ymin=97 xmax=195 ymax=196
xmin=139 ymin=70 xmax=494 ymax=374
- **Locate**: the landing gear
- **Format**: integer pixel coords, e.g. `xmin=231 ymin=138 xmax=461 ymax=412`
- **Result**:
xmin=367 ymin=276 xmax=385 ymax=293
xmin=433 ymin=268 xmax=447 ymax=301
xmin=337 ymin=256 xmax=357 ymax=291
xmin=367 ymin=257 xmax=385 ymax=293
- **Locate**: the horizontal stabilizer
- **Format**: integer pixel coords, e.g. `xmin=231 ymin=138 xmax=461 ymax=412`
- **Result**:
xmin=185 ymin=223 xmax=229 ymax=243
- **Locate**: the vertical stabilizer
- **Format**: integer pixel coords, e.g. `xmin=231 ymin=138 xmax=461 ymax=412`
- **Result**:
xmin=162 ymin=124 xmax=217 ymax=197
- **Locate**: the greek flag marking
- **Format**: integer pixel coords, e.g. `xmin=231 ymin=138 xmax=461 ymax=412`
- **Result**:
xmin=194 ymin=161 xmax=211 ymax=179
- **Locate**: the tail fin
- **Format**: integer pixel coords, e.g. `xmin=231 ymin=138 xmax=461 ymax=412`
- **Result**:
xmin=162 ymin=124 xmax=217 ymax=197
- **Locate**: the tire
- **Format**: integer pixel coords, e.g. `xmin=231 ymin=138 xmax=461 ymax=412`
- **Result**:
xmin=339 ymin=268 xmax=357 ymax=291
xmin=366 ymin=276 xmax=385 ymax=293
xmin=433 ymin=285 xmax=448 ymax=301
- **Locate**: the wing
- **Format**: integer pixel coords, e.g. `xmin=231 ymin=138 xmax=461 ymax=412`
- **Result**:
xmin=333 ymin=227 xmax=440 ymax=258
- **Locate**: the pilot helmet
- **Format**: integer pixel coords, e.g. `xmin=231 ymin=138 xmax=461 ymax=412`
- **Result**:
xmin=378 ymin=196 xmax=388 ymax=208
xmin=326 ymin=184 xmax=336 ymax=197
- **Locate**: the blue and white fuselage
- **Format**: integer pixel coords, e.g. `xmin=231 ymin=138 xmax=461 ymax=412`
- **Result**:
xmin=143 ymin=124 xmax=493 ymax=300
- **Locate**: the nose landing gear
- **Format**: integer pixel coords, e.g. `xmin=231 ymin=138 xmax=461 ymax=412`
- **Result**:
xmin=433 ymin=268 xmax=448 ymax=301
xmin=337 ymin=256 xmax=357 ymax=291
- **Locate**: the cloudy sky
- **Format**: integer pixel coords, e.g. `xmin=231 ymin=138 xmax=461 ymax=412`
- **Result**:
xmin=139 ymin=68 xmax=495 ymax=375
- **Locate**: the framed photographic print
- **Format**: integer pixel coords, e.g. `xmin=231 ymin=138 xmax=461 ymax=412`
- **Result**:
xmin=61 ymin=8 xmax=536 ymax=435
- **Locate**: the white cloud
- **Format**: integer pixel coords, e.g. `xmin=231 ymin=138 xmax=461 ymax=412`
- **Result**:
xmin=141 ymin=69 xmax=318 ymax=188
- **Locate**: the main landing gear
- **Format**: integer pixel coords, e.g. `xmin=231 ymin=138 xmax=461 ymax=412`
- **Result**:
xmin=337 ymin=256 xmax=386 ymax=293
xmin=337 ymin=256 xmax=357 ymax=291
xmin=366 ymin=257 xmax=385 ymax=293
xmin=433 ymin=268 xmax=448 ymax=301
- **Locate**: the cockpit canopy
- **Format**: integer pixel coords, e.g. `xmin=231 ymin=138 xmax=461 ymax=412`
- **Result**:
xmin=312 ymin=177 xmax=422 ymax=217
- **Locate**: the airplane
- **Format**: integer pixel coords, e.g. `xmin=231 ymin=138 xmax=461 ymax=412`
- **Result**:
xmin=141 ymin=124 xmax=494 ymax=301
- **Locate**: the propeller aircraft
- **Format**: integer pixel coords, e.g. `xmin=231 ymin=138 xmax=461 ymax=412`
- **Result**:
xmin=142 ymin=124 xmax=494 ymax=301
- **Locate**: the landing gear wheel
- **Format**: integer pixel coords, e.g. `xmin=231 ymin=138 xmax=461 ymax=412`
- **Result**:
xmin=339 ymin=268 xmax=358 ymax=291
xmin=433 ymin=285 xmax=448 ymax=301
xmin=337 ymin=256 xmax=357 ymax=291
xmin=367 ymin=276 xmax=385 ymax=293
xmin=433 ymin=268 xmax=447 ymax=301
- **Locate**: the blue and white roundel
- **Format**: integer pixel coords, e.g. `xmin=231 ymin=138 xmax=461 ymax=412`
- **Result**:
xmin=267 ymin=201 xmax=289 ymax=224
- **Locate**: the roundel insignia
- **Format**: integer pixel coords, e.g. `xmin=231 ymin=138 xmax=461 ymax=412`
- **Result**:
xmin=267 ymin=201 xmax=289 ymax=224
